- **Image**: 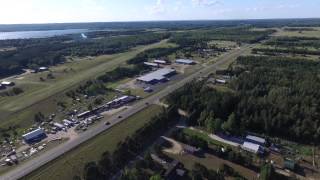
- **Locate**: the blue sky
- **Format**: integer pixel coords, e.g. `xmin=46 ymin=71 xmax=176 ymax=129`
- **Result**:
xmin=0 ymin=0 xmax=319 ymax=24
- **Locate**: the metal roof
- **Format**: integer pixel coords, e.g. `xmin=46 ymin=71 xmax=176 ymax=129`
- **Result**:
xmin=144 ymin=62 xmax=159 ymax=67
xmin=176 ymin=59 xmax=195 ymax=64
xmin=242 ymin=142 xmax=260 ymax=153
xmin=246 ymin=135 xmax=266 ymax=144
xmin=22 ymin=128 xmax=45 ymax=140
xmin=154 ymin=59 xmax=167 ymax=64
xmin=137 ymin=68 xmax=175 ymax=82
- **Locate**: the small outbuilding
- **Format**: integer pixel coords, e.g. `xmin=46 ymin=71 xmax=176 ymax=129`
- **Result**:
xmin=175 ymin=59 xmax=195 ymax=65
xmin=39 ymin=67 xmax=49 ymax=72
xmin=1 ymin=81 xmax=15 ymax=86
xmin=144 ymin=62 xmax=159 ymax=67
xmin=22 ymin=128 xmax=47 ymax=144
xmin=154 ymin=59 xmax=168 ymax=64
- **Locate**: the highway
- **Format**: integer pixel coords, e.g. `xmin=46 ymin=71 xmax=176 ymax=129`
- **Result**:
xmin=2 ymin=44 xmax=252 ymax=180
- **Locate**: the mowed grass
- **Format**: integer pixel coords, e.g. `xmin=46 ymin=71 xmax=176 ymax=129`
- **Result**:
xmin=22 ymin=105 xmax=163 ymax=180
xmin=0 ymin=40 xmax=173 ymax=130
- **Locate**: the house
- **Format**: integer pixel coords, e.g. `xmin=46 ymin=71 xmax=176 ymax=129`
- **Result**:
xmin=53 ymin=122 xmax=64 ymax=130
xmin=1 ymin=81 xmax=15 ymax=86
xmin=241 ymin=142 xmax=264 ymax=154
xmin=137 ymin=68 xmax=176 ymax=84
xmin=144 ymin=62 xmax=159 ymax=68
xmin=22 ymin=128 xmax=47 ymax=144
xmin=175 ymin=59 xmax=195 ymax=65
xmin=154 ymin=59 xmax=168 ymax=64
xmin=245 ymin=135 xmax=266 ymax=146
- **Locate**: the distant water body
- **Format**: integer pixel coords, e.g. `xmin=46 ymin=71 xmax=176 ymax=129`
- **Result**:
xmin=0 ymin=29 xmax=89 ymax=40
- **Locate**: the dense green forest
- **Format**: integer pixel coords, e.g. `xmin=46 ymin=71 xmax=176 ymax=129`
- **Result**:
xmin=0 ymin=32 xmax=169 ymax=78
xmin=170 ymin=28 xmax=275 ymax=47
xmin=167 ymin=56 xmax=320 ymax=144
xmin=265 ymin=36 xmax=320 ymax=49
xmin=252 ymin=47 xmax=320 ymax=56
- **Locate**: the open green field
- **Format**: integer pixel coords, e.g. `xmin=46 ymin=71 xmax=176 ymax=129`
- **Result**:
xmin=183 ymin=128 xmax=230 ymax=148
xmin=22 ymin=105 xmax=162 ymax=180
xmin=0 ymin=40 xmax=173 ymax=132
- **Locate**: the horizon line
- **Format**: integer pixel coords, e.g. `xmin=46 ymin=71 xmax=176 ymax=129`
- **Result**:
xmin=0 ymin=17 xmax=319 ymax=26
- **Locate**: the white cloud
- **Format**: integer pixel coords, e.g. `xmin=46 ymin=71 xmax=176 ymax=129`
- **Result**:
xmin=146 ymin=0 xmax=166 ymax=15
xmin=192 ymin=0 xmax=222 ymax=6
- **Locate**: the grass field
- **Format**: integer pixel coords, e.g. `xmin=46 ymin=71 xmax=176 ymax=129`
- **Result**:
xmin=183 ymin=128 xmax=230 ymax=148
xmin=0 ymin=40 xmax=173 ymax=133
xmin=22 ymin=105 xmax=162 ymax=180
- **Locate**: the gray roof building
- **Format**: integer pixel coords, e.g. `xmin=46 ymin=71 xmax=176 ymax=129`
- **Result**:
xmin=137 ymin=68 xmax=176 ymax=84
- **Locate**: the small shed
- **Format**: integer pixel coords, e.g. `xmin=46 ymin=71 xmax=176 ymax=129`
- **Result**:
xmin=175 ymin=59 xmax=195 ymax=65
xmin=284 ymin=158 xmax=296 ymax=171
xmin=245 ymin=135 xmax=266 ymax=146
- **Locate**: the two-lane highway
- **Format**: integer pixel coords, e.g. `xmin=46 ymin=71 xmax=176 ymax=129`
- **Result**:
xmin=2 ymin=44 xmax=253 ymax=180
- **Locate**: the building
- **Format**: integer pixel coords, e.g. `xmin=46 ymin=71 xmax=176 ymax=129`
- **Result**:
xmin=1 ymin=81 xmax=15 ymax=86
xmin=154 ymin=59 xmax=168 ymax=64
xmin=284 ymin=158 xmax=296 ymax=171
xmin=144 ymin=62 xmax=159 ymax=67
xmin=245 ymin=135 xmax=266 ymax=146
xmin=175 ymin=59 xmax=195 ymax=65
xmin=144 ymin=87 xmax=153 ymax=93
xmin=39 ymin=67 xmax=49 ymax=72
xmin=137 ymin=68 xmax=176 ymax=84
xmin=77 ymin=111 xmax=92 ymax=119
xmin=22 ymin=128 xmax=47 ymax=144
xmin=241 ymin=142 xmax=264 ymax=154
xmin=215 ymin=79 xmax=227 ymax=84
xmin=53 ymin=122 xmax=65 ymax=130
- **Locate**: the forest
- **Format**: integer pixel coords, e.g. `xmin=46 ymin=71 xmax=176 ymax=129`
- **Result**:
xmin=166 ymin=55 xmax=320 ymax=144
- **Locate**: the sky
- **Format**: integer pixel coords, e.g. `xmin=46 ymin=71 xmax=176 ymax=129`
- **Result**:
xmin=0 ymin=0 xmax=319 ymax=24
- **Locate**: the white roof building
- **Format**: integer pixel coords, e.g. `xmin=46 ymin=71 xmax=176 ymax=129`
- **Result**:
xmin=246 ymin=135 xmax=266 ymax=145
xmin=1 ymin=81 xmax=15 ymax=86
xmin=144 ymin=62 xmax=159 ymax=67
xmin=154 ymin=60 xmax=167 ymax=64
xmin=241 ymin=142 xmax=261 ymax=154
xmin=175 ymin=59 xmax=195 ymax=65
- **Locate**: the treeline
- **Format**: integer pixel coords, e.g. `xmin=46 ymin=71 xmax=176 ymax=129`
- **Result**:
xmin=167 ymin=56 xmax=320 ymax=144
xmin=82 ymin=106 xmax=180 ymax=180
xmin=252 ymin=47 xmax=320 ymax=56
xmin=170 ymin=28 xmax=274 ymax=47
xmin=127 ymin=47 xmax=179 ymax=64
xmin=265 ymin=36 xmax=320 ymax=49
xmin=0 ymin=32 xmax=169 ymax=78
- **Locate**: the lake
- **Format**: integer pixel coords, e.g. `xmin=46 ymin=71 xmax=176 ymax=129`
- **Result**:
xmin=0 ymin=29 xmax=89 ymax=40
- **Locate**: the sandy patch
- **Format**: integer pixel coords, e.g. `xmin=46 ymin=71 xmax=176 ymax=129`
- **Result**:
xmin=162 ymin=136 xmax=183 ymax=155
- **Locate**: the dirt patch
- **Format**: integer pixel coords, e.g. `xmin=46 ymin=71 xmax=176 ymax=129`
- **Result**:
xmin=162 ymin=136 xmax=183 ymax=155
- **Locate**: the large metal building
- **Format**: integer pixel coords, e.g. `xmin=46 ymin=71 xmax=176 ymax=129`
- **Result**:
xmin=137 ymin=68 xmax=176 ymax=84
xmin=22 ymin=128 xmax=47 ymax=144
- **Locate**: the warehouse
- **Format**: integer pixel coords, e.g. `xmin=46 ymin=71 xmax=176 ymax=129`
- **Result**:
xmin=175 ymin=59 xmax=195 ymax=65
xmin=22 ymin=128 xmax=47 ymax=144
xmin=137 ymin=68 xmax=176 ymax=84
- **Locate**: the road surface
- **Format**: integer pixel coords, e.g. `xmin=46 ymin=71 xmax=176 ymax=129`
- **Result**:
xmin=2 ymin=44 xmax=252 ymax=180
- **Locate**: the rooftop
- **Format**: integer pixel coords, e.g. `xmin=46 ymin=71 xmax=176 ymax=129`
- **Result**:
xmin=22 ymin=128 xmax=45 ymax=140
xmin=176 ymin=59 xmax=195 ymax=64
xmin=246 ymin=135 xmax=266 ymax=144
xmin=137 ymin=68 xmax=175 ymax=82
xmin=242 ymin=142 xmax=260 ymax=152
